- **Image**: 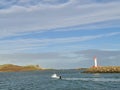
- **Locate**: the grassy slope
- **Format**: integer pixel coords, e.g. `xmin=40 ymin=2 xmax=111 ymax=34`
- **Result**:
xmin=0 ymin=64 xmax=43 ymax=72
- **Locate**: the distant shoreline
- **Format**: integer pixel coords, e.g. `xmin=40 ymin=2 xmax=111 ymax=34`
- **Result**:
xmin=0 ymin=64 xmax=120 ymax=73
xmin=0 ymin=64 xmax=45 ymax=72
xmin=83 ymin=66 xmax=120 ymax=73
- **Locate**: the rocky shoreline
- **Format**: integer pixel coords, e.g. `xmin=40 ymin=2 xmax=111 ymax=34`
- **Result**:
xmin=84 ymin=66 xmax=120 ymax=73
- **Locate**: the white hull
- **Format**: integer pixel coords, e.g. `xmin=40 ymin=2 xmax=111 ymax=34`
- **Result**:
xmin=51 ymin=74 xmax=59 ymax=79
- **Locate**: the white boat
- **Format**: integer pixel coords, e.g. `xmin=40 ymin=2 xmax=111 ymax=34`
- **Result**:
xmin=51 ymin=74 xmax=59 ymax=79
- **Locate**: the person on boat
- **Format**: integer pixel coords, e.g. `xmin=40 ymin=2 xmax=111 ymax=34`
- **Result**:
xmin=59 ymin=76 xmax=62 ymax=79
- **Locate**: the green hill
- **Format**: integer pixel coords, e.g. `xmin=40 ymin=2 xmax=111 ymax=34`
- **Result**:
xmin=0 ymin=64 xmax=44 ymax=72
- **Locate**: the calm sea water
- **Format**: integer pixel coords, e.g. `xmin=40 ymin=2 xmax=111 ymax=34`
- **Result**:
xmin=0 ymin=70 xmax=120 ymax=90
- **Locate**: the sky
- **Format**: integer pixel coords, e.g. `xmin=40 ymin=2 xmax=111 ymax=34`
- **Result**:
xmin=0 ymin=0 xmax=120 ymax=69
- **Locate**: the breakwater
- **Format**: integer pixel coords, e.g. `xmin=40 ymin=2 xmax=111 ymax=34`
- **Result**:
xmin=84 ymin=66 xmax=120 ymax=73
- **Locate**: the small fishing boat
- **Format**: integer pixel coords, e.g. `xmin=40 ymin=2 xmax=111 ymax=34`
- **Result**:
xmin=51 ymin=74 xmax=59 ymax=79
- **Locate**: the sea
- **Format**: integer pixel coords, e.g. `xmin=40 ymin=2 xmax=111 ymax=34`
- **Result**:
xmin=0 ymin=70 xmax=120 ymax=90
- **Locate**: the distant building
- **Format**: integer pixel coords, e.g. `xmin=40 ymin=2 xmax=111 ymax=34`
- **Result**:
xmin=36 ymin=65 xmax=39 ymax=68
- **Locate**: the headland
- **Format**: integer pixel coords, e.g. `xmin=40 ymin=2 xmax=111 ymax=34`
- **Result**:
xmin=0 ymin=64 xmax=44 ymax=72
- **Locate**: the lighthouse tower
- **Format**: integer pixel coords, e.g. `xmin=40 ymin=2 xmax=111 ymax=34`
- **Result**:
xmin=94 ymin=56 xmax=98 ymax=67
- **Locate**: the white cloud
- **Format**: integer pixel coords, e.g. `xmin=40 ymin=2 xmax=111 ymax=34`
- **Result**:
xmin=0 ymin=0 xmax=120 ymax=69
xmin=0 ymin=49 xmax=120 ymax=68
xmin=0 ymin=32 xmax=119 ymax=53
xmin=0 ymin=0 xmax=120 ymax=38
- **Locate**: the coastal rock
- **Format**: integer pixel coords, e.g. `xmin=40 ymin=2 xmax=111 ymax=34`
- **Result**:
xmin=84 ymin=66 xmax=120 ymax=73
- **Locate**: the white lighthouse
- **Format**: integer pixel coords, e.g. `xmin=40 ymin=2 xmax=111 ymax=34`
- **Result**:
xmin=94 ymin=56 xmax=98 ymax=67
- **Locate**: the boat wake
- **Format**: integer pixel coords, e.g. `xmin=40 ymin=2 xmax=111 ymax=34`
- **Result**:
xmin=62 ymin=78 xmax=120 ymax=82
